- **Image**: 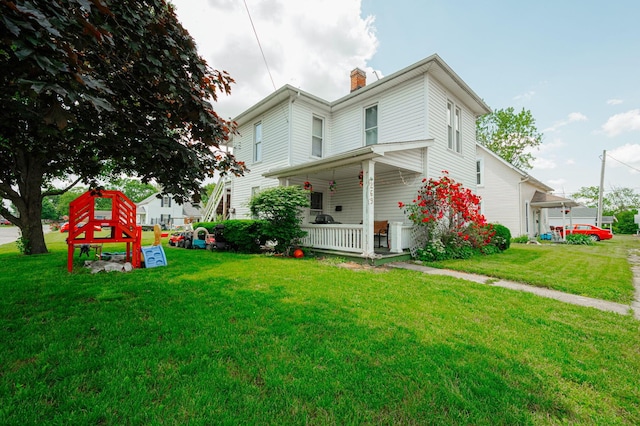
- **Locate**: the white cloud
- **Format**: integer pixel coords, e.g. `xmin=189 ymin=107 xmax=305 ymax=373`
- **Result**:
xmin=601 ymin=109 xmax=640 ymax=137
xmin=607 ymin=144 xmax=640 ymax=172
xmin=531 ymin=157 xmax=557 ymax=170
xmin=547 ymin=178 xmax=567 ymax=188
xmin=171 ymin=0 xmax=378 ymax=118
xmin=543 ymin=112 xmax=587 ymax=132
xmin=536 ymin=137 xmax=566 ymax=154
xmin=606 ymin=98 xmax=623 ymax=105
xmin=513 ymin=90 xmax=536 ymax=102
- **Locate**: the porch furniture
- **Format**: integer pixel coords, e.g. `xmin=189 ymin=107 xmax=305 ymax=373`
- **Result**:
xmin=374 ymin=220 xmax=389 ymax=248
xmin=312 ymin=214 xmax=341 ymax=224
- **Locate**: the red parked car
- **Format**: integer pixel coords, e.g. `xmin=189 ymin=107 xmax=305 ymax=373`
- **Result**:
xmin=59 ymin=222 xmax=102 ymax=233
xmin=557 ymin=224 xmax=613 ymax=241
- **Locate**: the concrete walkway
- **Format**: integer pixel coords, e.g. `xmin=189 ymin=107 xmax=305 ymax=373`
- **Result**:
xmin=388 ymin=261 xmax=639 ymax=320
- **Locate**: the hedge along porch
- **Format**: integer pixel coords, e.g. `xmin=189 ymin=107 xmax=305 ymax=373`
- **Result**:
xmin=66 ymin=189 xmax=142 ymax=272
xmin=263 ymin=140 xmax=434 ymax=258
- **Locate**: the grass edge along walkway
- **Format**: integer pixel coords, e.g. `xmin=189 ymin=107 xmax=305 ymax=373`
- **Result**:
xmin=388 ymin=262 xmax=639 ymax=320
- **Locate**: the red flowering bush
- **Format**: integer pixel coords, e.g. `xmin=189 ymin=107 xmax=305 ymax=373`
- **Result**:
xmin=399 ymin=171 xmax=496 ymax=260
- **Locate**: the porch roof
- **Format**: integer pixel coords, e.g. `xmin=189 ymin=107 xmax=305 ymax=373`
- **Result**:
xmin=263 ymin=139 xmax=434 ymax=179
xmin=530 ymin=191 xmax=580 ymax=208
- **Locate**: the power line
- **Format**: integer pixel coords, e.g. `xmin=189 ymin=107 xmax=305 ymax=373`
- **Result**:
xmin=243 ymin=0 xmax=277 ymax=92
xmin=606 ymin=153 xmax=640 ymax=174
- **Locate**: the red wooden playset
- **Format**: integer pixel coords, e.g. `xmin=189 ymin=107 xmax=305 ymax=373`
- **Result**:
xmin=66 ymin=189 xmax=142 ymax=272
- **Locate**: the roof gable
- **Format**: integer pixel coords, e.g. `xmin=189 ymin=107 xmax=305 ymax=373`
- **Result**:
xmin=477 ymin=143 xmax=554 ymax=192
xmin=233 ymin=54 xmax=491 ymax=126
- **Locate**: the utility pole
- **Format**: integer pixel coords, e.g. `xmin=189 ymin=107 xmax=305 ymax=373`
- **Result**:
xmin=597 ymin=150 xmax=606 ymax=227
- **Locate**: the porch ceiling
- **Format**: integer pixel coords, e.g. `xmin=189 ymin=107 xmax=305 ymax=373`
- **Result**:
xmin=263 ymin=139 xmax=434 ymax=180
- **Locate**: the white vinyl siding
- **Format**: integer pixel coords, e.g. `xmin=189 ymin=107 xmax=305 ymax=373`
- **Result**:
xmin=231 ymin=101 xmax=290 ymax=218
xmin=312 ymin=116 xmax=323 ymax=157
xmin=427 ymin=78 xmax=475 ymax=187
xmin=377 ymin=76 xmax=426 ymax=143
xmin=364 ymin=104 xmax=378 ymax=145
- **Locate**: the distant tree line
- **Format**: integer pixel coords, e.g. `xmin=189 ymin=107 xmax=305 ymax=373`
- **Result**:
xmin=571 ymin=186 xmax=640 ymax=234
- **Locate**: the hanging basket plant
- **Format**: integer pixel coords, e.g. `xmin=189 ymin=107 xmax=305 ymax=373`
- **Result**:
xmin=303 ymin=181 xmax=313 ymax=191
xmin=329 ymin=180 xmax=337 ymax=193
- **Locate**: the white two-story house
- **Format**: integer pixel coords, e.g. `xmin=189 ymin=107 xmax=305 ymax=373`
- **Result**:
xmin=223 ymin=54 xmax=491 ymax=257
xmin=136 ymin=193 xmax=203 ymax=229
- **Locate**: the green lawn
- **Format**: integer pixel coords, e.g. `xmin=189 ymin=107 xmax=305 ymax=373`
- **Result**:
xmin=421 ymin=235 xmax=638 ymax=304
xmin=0 ymin=232 xmax=639 ymax=424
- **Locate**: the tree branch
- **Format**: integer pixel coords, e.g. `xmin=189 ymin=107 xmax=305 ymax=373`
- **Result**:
xmin=42 ymin=177 xmax=83 ymax=197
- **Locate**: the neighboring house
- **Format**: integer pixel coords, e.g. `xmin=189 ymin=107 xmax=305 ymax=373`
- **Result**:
xmin=475 ymin=143 xmax=556 ymax=238
xmin=221 ymin=54 xmax=491 ymax=257
xmin=548 ymin=207 xmax=616 ymax=230
xmin=136 ymin=193 xmax=202 ymax=228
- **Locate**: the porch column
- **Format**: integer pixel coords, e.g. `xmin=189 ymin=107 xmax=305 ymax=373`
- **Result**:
xmin=389 ymin=222 xmax=403 ymax=253
xmin=361 ymin=160 xmax=375 ymax=257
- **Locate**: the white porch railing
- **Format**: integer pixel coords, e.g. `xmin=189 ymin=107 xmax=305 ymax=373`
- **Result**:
xmin=300 ymin=222 xmax=414 ymax=254
xmin=300 ymin=224 xmax=363 ymax=253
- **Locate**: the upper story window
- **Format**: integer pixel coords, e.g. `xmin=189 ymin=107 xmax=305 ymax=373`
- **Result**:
xmin=365 ymin=104 xmax=378 ymax=146
xmin=312 ymin=116 xmax=323 ymax=157
xmin=447 ymin=100 xmax=462 ymax=153
xmin=161 ymin=196 xmax=171 ymax=207
xmin=254 ymin=122 xmax=262 ymax=163
xmin=476 ymin=158 xmax=484 ymax=186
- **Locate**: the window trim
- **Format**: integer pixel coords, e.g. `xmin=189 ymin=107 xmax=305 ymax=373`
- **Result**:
xmin=364 ymin=103 xmax=378 ymax=146
xmin=454 ymin=106 xmax=462 ymax=153
xmin=447 ymin=100 xmax=462 ymax=154
xmin=253 ymin=121 xmax=262 ymax=163
xmin=476 ymin=158 xmax=484 ymax=186
xmin=310 ymin=191 xmax=323 ymax=211
xmin=311 ymin=115 xmax=324 ymax=158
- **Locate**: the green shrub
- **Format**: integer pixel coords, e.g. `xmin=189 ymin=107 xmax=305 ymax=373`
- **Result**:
xmin=221 ymin=219 xmax=267 ymax=253
xmin=565 ymin=233 xmax=594 ymax=245
xmin=192 ymin=220 xmax=267 ymax=253
xmin=192 ymin=221 xmax=220 ymax=233
xmin=249 ymin=186 xmax=310 ymax=254
xmin=511 ymin=235 xmax=530 ymax=244
xmin=490 ymin=223 xmax=511 ymax=251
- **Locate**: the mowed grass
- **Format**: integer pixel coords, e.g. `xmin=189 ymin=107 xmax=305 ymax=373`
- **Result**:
xmin=423 ymin=235 xmax=638 ymax=304
xmin=0 ymin=232 xmax=639 ymax=424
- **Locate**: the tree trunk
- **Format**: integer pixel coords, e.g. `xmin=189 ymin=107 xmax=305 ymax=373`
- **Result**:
xmin=19 ymin=216 xmax=48 ymax=255
xmin=15 ymin=180 xmax=48 ymax=255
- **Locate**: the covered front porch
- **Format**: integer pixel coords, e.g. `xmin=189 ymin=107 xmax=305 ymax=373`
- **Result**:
xmin=263 ymin=140 xmax=433 ymax=258
xmin=530 ymin=191 xmax=580 ymax=241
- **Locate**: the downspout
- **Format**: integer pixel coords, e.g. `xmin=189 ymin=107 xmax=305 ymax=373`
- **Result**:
xmin=518 ymin=176 xmax=530 ymax=236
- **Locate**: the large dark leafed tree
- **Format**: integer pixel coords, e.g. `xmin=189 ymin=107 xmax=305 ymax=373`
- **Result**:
xmin=476 ymin=107 xmax=543 ymax=171
xmin=0 ymin=0 xmax=245 ymax=254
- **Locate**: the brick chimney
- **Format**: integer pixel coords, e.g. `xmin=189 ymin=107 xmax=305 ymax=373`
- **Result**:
xmin=350 ymin=68 xmax=366 ymax=92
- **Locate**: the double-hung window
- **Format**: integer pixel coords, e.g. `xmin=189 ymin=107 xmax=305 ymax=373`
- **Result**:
xmin=161 ymin=196 xmax=171 ymax=207
xmin=312 ymin=116 xmax=323 ymax=157
xmin=476 ymin=159 xmax=484 ymax=186
xmin=365 ymin=104 xmax=378 ymax=146
xmin=254 ymin=122 xmax=262 ymax=162
xmin=447 ymin=100 xmax=462 ymax=153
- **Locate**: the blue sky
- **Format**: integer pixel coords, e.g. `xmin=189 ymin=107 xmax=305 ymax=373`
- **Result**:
xmin=172 ymin=0 xmax=640 ymax=197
